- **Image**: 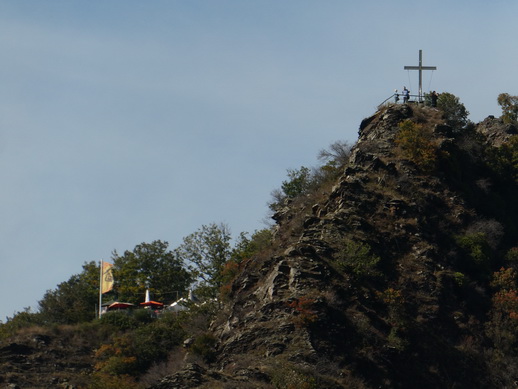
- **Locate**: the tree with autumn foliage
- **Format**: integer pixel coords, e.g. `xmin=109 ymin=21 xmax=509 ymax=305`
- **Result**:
xmin=497 ymin=93 xmax=518 ymax=124
xmin=395 ymin=119 xmax=438 ymax=172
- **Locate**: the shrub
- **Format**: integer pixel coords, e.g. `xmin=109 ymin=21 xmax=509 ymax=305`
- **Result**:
xmin=219 ymin=260 xmax=240 ymax=300
xmin=270 ymin=362 xmax=319 ymax=389
xmin=377 ymin=288 xmax=407 ymax=330
xmin=453 ymin=272 xmax=467 ymax=287
xmin=455 ymin=232 xmax=492 ymax=277
xmin=130 ymin=323 xmax=184 ymax=369
xmin=395 ymin=119 xmax=437 ymax=172
xmin=387 ymin=327 xmax=408 ymax=351
xmin=138 ymin=347 xmax=186 ymax=387
xmin=491 ymin=267 xmax=517 ymax=291
xmin=190 ymin=333 xmax=217 ymax=362
xmin=100 ymin=311 xmax=139 ymax=330
xmin=378 ymin=287 xmax=404 ymax=305
xmin=466 ymin=219 xmax=504 ymax=250
xmin=487 ymin=267 xmax=518 ymax=356
xmin=485 ymin=135 xmax=518 ymax=183
xmin=335 ymin=241 xmax=380 ymax=278
xmin=87 ymin=372 xmax=142 ymax=389
xmin=317 ymin=140 xmax=352 ymax=180
xmin=287 ymin=297 xmax=318 ymax=328
xmin=133 ymin=308 xmax=157 ymax=324
xmin=0 ymin=308 xmax=44 ymax=340
xmin=94 ymin=311 xmax=186 ymax=376
xmin=94 ymin=341 xmax=138 ymax=375
xmin=505 ymin=247 xmax=518 ymax=269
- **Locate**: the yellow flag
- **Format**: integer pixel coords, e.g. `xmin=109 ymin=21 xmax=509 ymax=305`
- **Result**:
xmin=101 ymin=261 xmax=114 ymax=294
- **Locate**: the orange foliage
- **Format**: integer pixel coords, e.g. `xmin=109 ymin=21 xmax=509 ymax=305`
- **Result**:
xmin=287 ymin=297 xmax=318 ymax=328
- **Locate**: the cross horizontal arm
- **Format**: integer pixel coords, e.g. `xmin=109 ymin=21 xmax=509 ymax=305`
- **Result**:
xmin=404 ymin=66 xmax=437 ymax=70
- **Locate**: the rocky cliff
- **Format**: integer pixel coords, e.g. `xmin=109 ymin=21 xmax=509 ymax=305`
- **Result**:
xmin=170 ymin=104 xmax=518 ymax=388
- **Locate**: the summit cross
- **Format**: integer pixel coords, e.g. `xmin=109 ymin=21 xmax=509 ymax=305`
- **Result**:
xmin=404 ymin=50 xmax=437 ymax=102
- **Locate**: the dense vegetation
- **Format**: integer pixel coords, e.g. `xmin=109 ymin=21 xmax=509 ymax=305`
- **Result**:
xmin=0 ymin=225 xmax=273 ymax=388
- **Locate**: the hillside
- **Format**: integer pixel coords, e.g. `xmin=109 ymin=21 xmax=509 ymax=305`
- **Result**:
xmin=2 ymin=103 xmax=518 ymax=389
xmin=0 ymin=325 xmax=98 ymax=388
xmin=203 ymin=104 xmax=518 ymax=388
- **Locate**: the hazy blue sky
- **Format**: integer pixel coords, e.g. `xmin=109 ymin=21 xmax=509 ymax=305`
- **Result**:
xmin=1 ymin=1 xmax=517 ymax=321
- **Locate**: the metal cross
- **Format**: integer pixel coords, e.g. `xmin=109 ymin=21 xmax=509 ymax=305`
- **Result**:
xmin=404 ymin=50 xmax=437 ymax=102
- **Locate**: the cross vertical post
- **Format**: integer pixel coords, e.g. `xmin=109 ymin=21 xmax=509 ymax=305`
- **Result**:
xmin=404 ymin=50 xmax=437 ymax=102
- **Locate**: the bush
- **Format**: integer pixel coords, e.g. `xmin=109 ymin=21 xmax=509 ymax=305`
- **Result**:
xmin=132 ymin=308 xmax=156 ymax=325
xmin=190 ymin=333 xmax=217 ymax=362
xmin=287 ymin=297 xmax=318 ymax=328
xmin=456 ymin=233 xmax=491 ymax=264
xmin=455 ymin=233 xmax=492 ymax=278
xmin=335 ymin=241 xmax=380 ymax=278
xmin=94 ymin=341 xmax=138 ymax=375
xmin=395 ymin=119 xmax=437 ymax=172
xmin=130 ymin=322 xmax=185 ymax=369
xmin=94 ymin=311 xmax=186 ymax=376
xmin=453 ymin=272 xmax=467 ymax=287
xmin=485 ymin=135 xmax=518 ymax=183
xmin=87 ymin=372 xmax=142 ymax=389
xmin=317 ymin=140 xmax=352 ymax=180
xmin=505 ymin=247 xmax=518 ymax=269
xmin=466 ymin=219 xmax=504 ymax=250
xmin=487 ymin=267 xmax=518 ymax=357
xmin=100 ymin=311 xmax=139 ymax=330
xmin=270 ymin=362 xmax=319 ymax=389
xmin=0 ymin=308 xmax=44 ymax=340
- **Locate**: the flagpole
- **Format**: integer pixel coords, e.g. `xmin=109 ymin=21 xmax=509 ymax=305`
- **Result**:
xmin=98 ymin=260 xmax=103 ymax=319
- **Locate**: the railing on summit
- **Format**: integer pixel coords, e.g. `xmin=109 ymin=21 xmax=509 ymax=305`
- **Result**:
xmin=377 ymin=94 xmax=425 ymax=109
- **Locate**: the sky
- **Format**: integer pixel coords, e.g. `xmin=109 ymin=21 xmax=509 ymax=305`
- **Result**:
xmin=1 ymin=1 xmax=517 ymax=322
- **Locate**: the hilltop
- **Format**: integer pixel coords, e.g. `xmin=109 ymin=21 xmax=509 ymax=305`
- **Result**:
xmin=1 ymin=101 xmax=518 ymax=388
xmin=197 ymin=104 xmax=518 ymax=388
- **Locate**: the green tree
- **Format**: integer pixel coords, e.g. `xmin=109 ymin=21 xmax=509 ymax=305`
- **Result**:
xmin=174 ymin=223 xmax=232 ymax=298
xmin=497 ymin=93 xmax=518 ymax=124
xmin=112 ymin=240 xmax=193 ymax=305
xmin=486 ymin=135 xmax=518 ymax=183
xmin=437 ymin=92 xmax=469 ymax=129
xmin=230 ymin=229 xmax=273 ymax=263
xmin=38 ymin=261 xmax=99 ymax=325
xmin=0 ymin=308 xmax=43 ymax=339
xmin=269 ymin=166 xmax=312 ymax=211
xmin=281 ymin=166 xmax=312 ymax=198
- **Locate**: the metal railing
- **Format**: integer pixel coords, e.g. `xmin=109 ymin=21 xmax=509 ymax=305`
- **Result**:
xmin=378 ymin=93 xmax=427 ymax=109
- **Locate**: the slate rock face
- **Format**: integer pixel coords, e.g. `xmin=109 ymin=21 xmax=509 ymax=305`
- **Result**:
xmin=477 ymin=115 xmax=517 ymax=147
xmin=200 ymin=105 xmax=518 ymax=388
xmin=0 ymin=331 xmax=94 ymax=389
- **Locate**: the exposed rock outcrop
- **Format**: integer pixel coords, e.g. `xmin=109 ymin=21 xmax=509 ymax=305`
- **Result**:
xmin=201 ymin=105 xmax=518 ymax=388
